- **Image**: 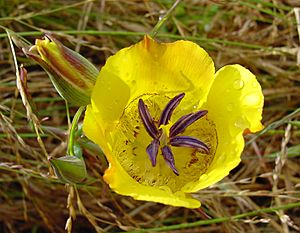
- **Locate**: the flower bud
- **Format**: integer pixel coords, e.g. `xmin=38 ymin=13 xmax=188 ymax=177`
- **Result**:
xmin=25 ymin=35 xmax=98 ymax=106
xmin=50 ymin=141 xmax=87 ymax=184
xmin=49 ymin=155 xmax=87 ymax=184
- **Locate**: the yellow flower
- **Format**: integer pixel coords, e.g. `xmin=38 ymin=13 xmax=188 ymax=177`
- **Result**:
xmin=83 ymin=36 xmax=264 ymax=208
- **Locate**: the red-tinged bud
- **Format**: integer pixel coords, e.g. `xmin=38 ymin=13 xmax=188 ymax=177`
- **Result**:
xmin=25 ymin=35 xmax=98 ymax=106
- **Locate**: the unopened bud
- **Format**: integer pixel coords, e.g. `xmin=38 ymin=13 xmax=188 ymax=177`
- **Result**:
xmin=25 ymin=34 xmax=98 ymax=106
xmin=49 ymin=155 xmax=87 ymax=184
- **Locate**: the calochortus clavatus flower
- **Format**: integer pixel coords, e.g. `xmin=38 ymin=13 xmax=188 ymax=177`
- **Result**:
xmin=83 ymin=35 xmax=264 ymax=208
xmin=24 ymin=35 xmax=98 ymax=106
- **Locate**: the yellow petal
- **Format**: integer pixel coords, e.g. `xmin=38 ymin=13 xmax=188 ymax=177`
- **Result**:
xmin=183 ymin=65 xmax=263 ymax=192
xmin=91 ymin=35 xmax=215 ymax=130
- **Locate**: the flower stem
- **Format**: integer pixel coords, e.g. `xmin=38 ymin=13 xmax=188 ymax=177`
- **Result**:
xmin=67 ymin=106 xmax=85 ymax=156
xmin=150 ymin=0 xmax=182 ymax=38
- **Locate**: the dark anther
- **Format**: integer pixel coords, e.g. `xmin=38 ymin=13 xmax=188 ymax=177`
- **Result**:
xmin=169 ymin=110 xmax=208 ymax=137
xmin=138 ymin=99 xmax=161 ymax=139
xmin=146 ymin=139 xmax=160 ymax=166
xmin=161 ymin=146 xmax=179 ymax=176
xmin=158 ymin=93 xmax=185 ymax=126
xmin=138 ymin=93 xmax=209 ymax=176
xmin=170 ymin=136 xmax=209 ymax=153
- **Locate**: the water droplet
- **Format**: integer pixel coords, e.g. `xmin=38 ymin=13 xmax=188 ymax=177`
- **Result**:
xmin=227 ymin=103 xmax=234 ymax=111
xmin=217 ymin=153 xmax=226 ymax=163
xmin=243 ymin=93 xmax=261 ymax=106
xmin=233 ymin=79 xmax=244 ymax=90
xmin=234 ymin=118 xmax=247 ymax=129
xmin=113 ymin=99 xmax=119 ymax=106
xmin=252 ymin=81 xmax=258 ymax=88
xmin=159 ymin=185 xmax=171 ymax=192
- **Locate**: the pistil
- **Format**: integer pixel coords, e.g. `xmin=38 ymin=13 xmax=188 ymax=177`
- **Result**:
xmin=138 ymin=93 xmax=209 ymax=175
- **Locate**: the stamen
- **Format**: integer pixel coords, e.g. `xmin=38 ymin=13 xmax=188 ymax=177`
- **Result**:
xmin=158 ymin=93 xmax=185 ymax=126
xmin=138 ymin=99 xmax=160 ymax=139
xmin=170 ymin=136 xmax=209 ymax=153
xmin=161 ymin=146 xmax=179 ymax=176
xmin=169 ymin=110 xmax=208 ymax=137
xmin=146 ymin=139 xmax=160 ymax=166
xmin=138 ymin=94 xmax=209 ymax=176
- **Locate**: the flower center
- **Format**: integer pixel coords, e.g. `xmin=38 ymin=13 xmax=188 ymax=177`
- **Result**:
xmin=138 ymin=93 xmax=210 ymax=175
xmin=112 ymin=94 xmax=218 ymax=192
xmin=159 ymin=125 xmax=170 ymax=147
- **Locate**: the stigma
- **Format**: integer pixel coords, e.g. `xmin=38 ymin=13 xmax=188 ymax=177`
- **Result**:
xmin=138 ymin=93 xmax=209 ymax=176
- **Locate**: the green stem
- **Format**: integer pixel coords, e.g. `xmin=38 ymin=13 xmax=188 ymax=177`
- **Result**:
xmin=150 ymin=0 xmax=182 ymax=38
xmin=67 ymin=106 xmax=85 ymax=156
xmin=129 ymin=202 xmax=300 ymax=232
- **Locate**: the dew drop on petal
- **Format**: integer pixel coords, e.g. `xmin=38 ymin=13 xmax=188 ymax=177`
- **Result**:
xmin=233 ymin=79 xmax=244 ymax=90
xmin=227 ymin=103 xmax=234 ymax=111
xmin=112 ymin=99 xmax=119 ymax=106
xmin=158 ymin=185 xmax=171 ymax=192
xmin=252 ymin=81 xmax=258 ymax=88
xmin=243 ymin=93 xmax=261 ymax=106
xmin=199 ymin=173 xmax=208 ymax=180
xmin=234 ymin=118 xmax=247 ymax=129
xmin=218 ymin=153 xmax=226 ymax=163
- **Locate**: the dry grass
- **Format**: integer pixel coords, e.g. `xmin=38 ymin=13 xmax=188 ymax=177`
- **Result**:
xmin=0 ymin=0 xmax=300 ymax=232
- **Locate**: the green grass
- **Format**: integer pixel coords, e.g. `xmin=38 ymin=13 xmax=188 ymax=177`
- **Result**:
xmin=0 ymin=0 xmax=299 ymax=232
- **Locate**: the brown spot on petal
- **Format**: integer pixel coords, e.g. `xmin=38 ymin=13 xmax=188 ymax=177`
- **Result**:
xmin=188 ymin=150 xmax=199 ymax=167
xmin=133 ymin=130 xmax=139 ymax=138
xmin=243 ymin=128 xmax=251 ymax=135
xmin=143 ymin=35 xmax=151 ymax=50
xmin=133 ymin=175 xmax=142 ymax=182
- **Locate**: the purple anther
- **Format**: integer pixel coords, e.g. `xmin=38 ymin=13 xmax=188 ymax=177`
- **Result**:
xmin=138 ymin=93 xmax=210 ymax=176
xmin=170 ymin=136 xmax=209 ymax=153
xmin=138 ymin=99 xmax=160 ymax=139
xmin=158 ymin=93 xmax=185 ymax=126
xmin=146 ymin=139 xmax=160 ymax=167
xmin=169 ymin=110 xmax=208 ymax=137
xmin=161 ymin=146 xmax=179 ymax=176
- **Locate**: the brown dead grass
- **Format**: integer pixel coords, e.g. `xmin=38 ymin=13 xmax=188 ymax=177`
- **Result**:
xmin=0 ymin=0 xmax=299 ymax=232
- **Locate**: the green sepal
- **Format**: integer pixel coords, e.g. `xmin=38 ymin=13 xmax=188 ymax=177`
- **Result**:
xmin=49 ymin=155 xmax=87 ymax=184
xmin=73 ymin=142 xmax=83 ymax=159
